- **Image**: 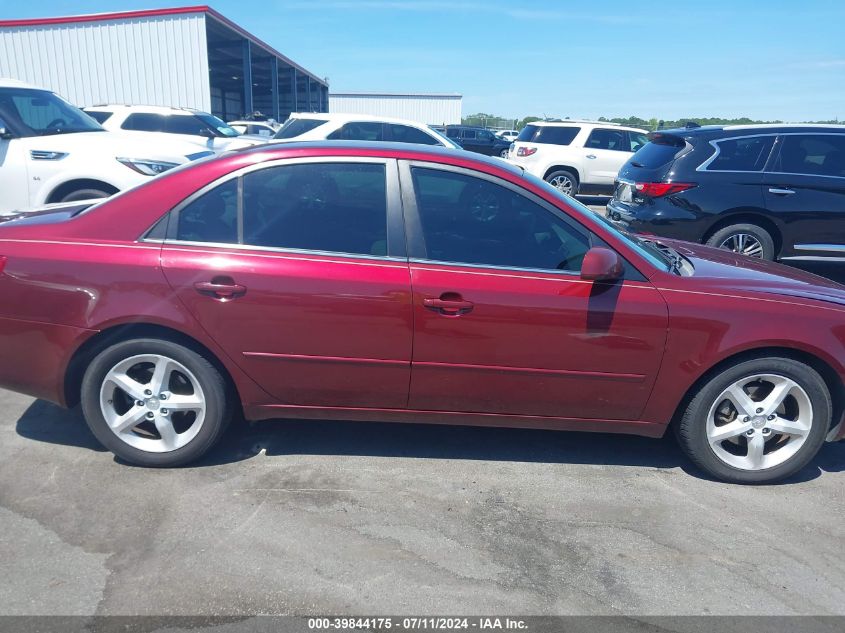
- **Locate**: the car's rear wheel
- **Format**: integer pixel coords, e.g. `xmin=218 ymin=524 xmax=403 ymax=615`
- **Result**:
xmin=499 ymin=148 xmax=510 ymax=159
xmin=545 ymin=170 xmax=579 ymax=196
xmin=706 ymin=223 xmax=775 ymax=260
xmin=81 ymin=339 xmax=231 ymax=467
xmin=59 ymin=188 xmax=113 ymax=203
xmin=676 ymin=357 xmax=830 ymax=484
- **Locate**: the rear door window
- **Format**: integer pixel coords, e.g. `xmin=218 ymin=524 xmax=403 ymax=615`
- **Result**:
xmin=517 ymin=125 xmax=580 ymax=146
xmin=386 ymin=124 xmax=440 ymax=145
xmin=122 ymin=113 xmax=166 ymax=132
xmin=326 ymin=122 xmax=385 ymax=141
xmin=274 ymin=118 xmax=328 ymax=139
xmin=771 ymin=134 xmax=845 ymax=178
xmin=707 ymin=135 xmax=775 ymax=172
xmin=586 ymin=128 xmax=627 ymax=151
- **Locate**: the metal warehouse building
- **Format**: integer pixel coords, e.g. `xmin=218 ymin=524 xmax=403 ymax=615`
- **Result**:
xmin=0 ymin=6 xmax=328 ymax=122
xmin=330 ymin=92 xmax=462 ymax=126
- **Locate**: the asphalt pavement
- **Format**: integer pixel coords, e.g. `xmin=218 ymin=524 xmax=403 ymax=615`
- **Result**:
xmin=1 ymin=196 xmax=844 ymax=617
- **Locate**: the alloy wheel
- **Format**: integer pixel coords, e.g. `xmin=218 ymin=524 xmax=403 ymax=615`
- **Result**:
xmin=548 ymin=175 xmax=574 ymax=195
xmin=718 ymin=233 xmax=764 ymax=258
xmin=705 ymin=374 xmax=813 ymax=471
xmin=99 ymin=354 xmax=206 ymax=453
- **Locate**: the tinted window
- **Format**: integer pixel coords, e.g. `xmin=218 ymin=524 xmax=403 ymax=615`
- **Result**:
xmin=462 ymin=129 xmax=477 ymax=140
xmin=326 ymin=122 xmax=384 ymax=141
xmin=242 ymin=163 xmax=388 ymax=256
xmin=274 ymin=117 xmax=328 ymax=139
xmin=412 ymin=167 xmax=591 ymax=272
xmin=631 ymin=135 xmax=685 ymax=168
xmin=773 ymin=134 xmax=845 ymax=178
xmin=386 ymin=124 xmax=440 ymax=145
xmin=122 ymin=113 xmax=165 ymax=132
xmin=586 ymin=128 xmax=627 ymax=151
xmin=0 ymin=88 xmax=102 ymax=137
xmin=445 ymin=128 xmax=460 ymax=139
xmin=165 ymin=115 xmax=211 ymax=136
xmin=176 ymin=179 xmax=238 ymax=244
xmin=477 ymin=130 xmax=495 ymax=142
xmin=85 ymin=110 xmax=113 ymax=124
xmin=708 ymin=135 xmax=775 ymax=172
xmin=517 ymin=125 xmax=581 ymax=146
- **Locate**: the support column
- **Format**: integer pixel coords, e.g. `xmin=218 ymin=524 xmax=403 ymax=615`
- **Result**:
xmin=242 ymin=40 xmax=253 ymax=116
xmin=270 ymin=56 xmax=279 ymax=121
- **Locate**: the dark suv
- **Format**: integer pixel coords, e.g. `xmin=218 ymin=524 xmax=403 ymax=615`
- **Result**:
xmin=442 ymin=125 xmax=512 ymax=158
xmin=607 ymin=125 xmax=845 ymax=262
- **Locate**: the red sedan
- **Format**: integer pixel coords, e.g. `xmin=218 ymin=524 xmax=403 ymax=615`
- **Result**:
xmin=0 ymin=142 xmax=842 ymax=483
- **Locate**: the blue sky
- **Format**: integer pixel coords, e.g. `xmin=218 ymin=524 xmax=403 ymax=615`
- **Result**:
xmin=7 ymin=0 xmax=845 ymax=121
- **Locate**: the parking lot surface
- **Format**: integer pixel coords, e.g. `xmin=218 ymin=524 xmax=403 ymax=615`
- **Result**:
xmin=1 ymin=387 xmax=844 ymax=616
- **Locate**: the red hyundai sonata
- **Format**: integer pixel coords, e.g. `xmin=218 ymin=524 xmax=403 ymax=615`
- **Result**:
xmin=0 ymin=142 xmax=842 ymax=483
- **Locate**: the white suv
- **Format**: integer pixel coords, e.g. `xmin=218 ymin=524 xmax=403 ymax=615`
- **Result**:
xmin=0 ymin=79 xmax=210 ymax=214
xmin=84 ymin=105 xmax=264 ymax=152
xmin=508 ymin=121 xmax=649 ymax=196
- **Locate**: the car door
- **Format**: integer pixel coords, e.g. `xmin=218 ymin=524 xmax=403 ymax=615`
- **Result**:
xmin=459 ymin=129 xmax=481 ymax=153
xmin=400 ymin=162 xmax=668 ymax=421
xmin=581 ymin=128 xmax=632 ymax=186
xmin=474 ymin=129 xmax=498 ymax=156
xmin=0 ymin=116 xmax=30 ymax=213
xmin=762 ymin=133 xmax=845 ymax=257
xmin=160 ymin=157 xmax=413 ymax=408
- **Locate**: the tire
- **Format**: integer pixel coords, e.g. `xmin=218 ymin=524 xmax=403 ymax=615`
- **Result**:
xmin=499 ymin=149 xmax=510 ymax=159
xmin=705 ymin=223 xmax=775 ymax=260
xmin=59 ymin=188 xmax=112 ymax=203
xmin=676 ymin=357 xmax=830 ymax=484
xmin=545 ymin=170 xmax=579 ymax=197
xmin=81 ymin=338 xmax=232 ymax=467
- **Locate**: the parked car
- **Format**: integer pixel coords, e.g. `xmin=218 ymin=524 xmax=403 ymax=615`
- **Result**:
xmin=607 ymin=124 xmax=845 ymax=262
xmin=228 ymin=120 xmax=279 ymax=138
xmin=272 ymin=113 xmax=462 ymax=149
xmin=497 ymin=129 xmax=519 ymax=142
xmin=0 ymin=141 xmax=843 ymax=483
xmin=83 ymin=105 xmax=264 ymax=151
xmin=442 ymin=125 xmax=512 ymax=158
xmin=509 ymin=120 xmax=649 ymax=196
xmin=0 ymin=79 xmax=211 ymax=214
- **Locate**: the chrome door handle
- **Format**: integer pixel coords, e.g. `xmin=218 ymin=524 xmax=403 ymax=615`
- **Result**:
xmin=586 ymin=154 xmax=597 ymax=159
xmin=194 ymin=279 xmax=247 ymax=299
xmin=423 ymin=293 xmax=474 ymax=316
xmin=768 ymin=187 xmax=796 ymax=195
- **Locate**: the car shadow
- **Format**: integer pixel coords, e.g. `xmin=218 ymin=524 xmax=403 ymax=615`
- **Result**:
xmin=14 ymin=400 xmax=845 ymax=484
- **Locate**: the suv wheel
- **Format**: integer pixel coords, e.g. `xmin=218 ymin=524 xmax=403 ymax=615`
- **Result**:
xmin=81 ymin=338 xmax=232 ymax=467
xmin=60 ymin=188 xmax=112 ymax=203
xmin=676 ymin=357 xmax=830 ymax=484
xmin=706 ymin=223 xmax=775 ymax=260
xmin=499 ymin=148 xmax=510 ymax=159
xmin=545 ymin=170 xmax=579 ymax=196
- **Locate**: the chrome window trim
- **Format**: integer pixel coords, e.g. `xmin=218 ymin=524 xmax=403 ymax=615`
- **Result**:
xmin=696 ymin=131 xmax=845 ymax=178
xmin=408 ymin=257 xmax=581 ymax=278
xmin=780 ymin=255 xmax=845 ymax=262
xmin=140 ymin=155 xmax=402 ymax=258
xmin=156 ymin=238 xmax=409 ymax=264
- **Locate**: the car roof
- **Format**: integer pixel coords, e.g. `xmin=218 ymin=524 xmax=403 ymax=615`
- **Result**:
xmin=657 ymin=123 xmax=845 ymax=139
xmin=243 ymin=140 xmax=524 ymax=175
xmin=526 ymin=120 xmax=647 ymax=132
xmin=83 ymin=104 xmax=202 ymax=115
xmin=287 ymin=112 xmax=432 ymax=127
xmin=0 ymin=78 xmax=47 ymax=90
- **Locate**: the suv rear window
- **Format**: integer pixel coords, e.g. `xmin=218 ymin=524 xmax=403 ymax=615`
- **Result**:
xmin=274 ymin=117 xmax=328 ymax=139
xmin=629 ymin=134 xmax=686 ymax=169
xmin=516 ymin=125 xmax=580 ymax=146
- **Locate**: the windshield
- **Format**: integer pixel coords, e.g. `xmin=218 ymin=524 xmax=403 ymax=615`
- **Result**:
xmin=521 ymin=171 xmax=671 ymax=272
xmin=427 ymin=127 xmax=463 ymax=150
xmin=196 ymin=113 xmax=240 ymax=138
xmin=0 ymin=87 xmax=104 ymax=137
xmin=274 ymin=117 xmax=329 ymax=139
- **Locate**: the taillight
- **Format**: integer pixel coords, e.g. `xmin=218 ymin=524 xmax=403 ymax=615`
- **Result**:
xmin=517 ymin=146 xmax=537 ymax=157
xmin=634 ymin=182 xmax=696 ymax=197
xmin=0 ymin=256 xmax=6 ymax=274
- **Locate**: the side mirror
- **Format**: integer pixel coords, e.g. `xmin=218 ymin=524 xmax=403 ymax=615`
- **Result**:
xmin=580 ymin=247 xmax=624 ymax=282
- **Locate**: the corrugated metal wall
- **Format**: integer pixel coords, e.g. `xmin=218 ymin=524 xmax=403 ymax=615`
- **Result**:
xmin=0 ymin=13 xmax=211 ymax=111
xmin=329 ymin=94 xmax=462 ymax=125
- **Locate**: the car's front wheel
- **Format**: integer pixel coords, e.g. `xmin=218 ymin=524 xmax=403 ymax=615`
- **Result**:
xmin=81 ymin=338 xmax=232 ymax=467
xmin=60 ymin=188 xmax=113 ymax=203
xmin=676 ymin=357 xmax=830 ymax=484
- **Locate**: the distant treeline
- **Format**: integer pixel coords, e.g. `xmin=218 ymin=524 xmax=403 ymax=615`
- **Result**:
xmin=461 ymin=113 xmax=840 ymax=131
